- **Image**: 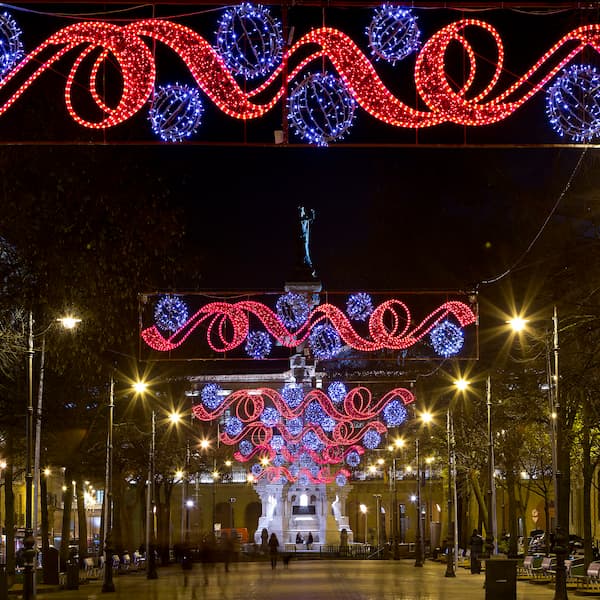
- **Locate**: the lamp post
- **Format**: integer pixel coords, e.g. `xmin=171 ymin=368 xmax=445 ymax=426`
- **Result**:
xmin=373 ymin=494 xmax=382 ymax=552
xmin=510 ymin=307 xmax=566 ymax=600
xmin=146 ymin=409 xmax=158 ymax=579
xmin=414 ymin=439 xmax=424 ymax=567
xmin=444 ymin=408 xmax=456 ymax=577
xmin=102 ymin=375 xmax=115 ymax=593
xmin=360 ymin=504 xmax=367 ymax=544
xmin=486 ymin=375 xmax=497 ymax=557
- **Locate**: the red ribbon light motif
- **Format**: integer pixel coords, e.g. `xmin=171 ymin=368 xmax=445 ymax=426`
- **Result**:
xmin=0 ymin=18 xmax=599 ymax=131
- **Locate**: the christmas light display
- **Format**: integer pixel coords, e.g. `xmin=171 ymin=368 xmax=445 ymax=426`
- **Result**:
xmin=287 ymin=72 xmax=356 ymax=146
xmin=216 ymin=2 xmax=283 ymax=80
xmin=0 ymin=12 xmax=23 ymax=80
xmin=327 ymin=381 xmax=347 ymax=404
xmin=0 ymin=11 xmax=598 ymax=143
xmin=141 ymin=293 xmax=476 ymax=359
xmin=546 ymin=64 xmax=600 ymax=142
xmin=148 ymin=83 xmax=204 ymax=142
xmin=192 ymin=384 xmax=414 ymax=483
xmin=366 ymin=5 xmax=421 ymax=64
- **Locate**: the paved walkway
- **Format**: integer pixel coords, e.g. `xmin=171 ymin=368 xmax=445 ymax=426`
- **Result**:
xmin=21 ymin=559 xmax=561 ymax=600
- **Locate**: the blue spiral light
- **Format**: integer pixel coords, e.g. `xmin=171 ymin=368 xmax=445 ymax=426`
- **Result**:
xmin=216 ymin=2 xmax=283 ymax=80
xmin=149 ymin=84 xmax=204 ymax=142
xmin=430 ymin=320 xmax=464 ymax=357
xmin=276 ymin=292 xmax=310 ymax=329
xmin=288 ymin=72 xmax=356 ymax=146
xmin=0 ymin=12 xmax=23 ymax=80
xmin=154 ymin=295 xmax=189 ymax=333
xmin=309 ymin=323 xmax=342 ymax=359
xmin=245 ymin=330 xmax=272 ymax=359
xmin=367 ymin=5 xmax=421 ymax=64
xmin=546 ymin=64 xmax=600 ymax=142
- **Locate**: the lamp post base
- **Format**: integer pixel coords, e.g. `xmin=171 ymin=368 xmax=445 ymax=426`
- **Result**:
xmin=444 ymin=540 xmax=455 ymax=577
xmin=147 ymin=545 xmax=158 ymax=580
xmin=101 ymin=531 xmax=115 ymax=593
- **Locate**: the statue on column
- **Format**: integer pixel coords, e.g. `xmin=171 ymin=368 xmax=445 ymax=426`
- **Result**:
xmin=298 ymin=206 xmax=317 ymax=279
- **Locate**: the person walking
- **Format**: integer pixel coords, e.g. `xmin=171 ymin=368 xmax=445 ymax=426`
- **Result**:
xmin=469 ymin=529 xmax=484 ymax=574
xmin=268 ymin=533 xmax=280 ymax=569
xmin=307 ymin=532 xmax=314 ymax=550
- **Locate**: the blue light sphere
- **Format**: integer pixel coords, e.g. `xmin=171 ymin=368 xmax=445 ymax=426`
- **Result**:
xmin=273 ymin=454 xmax=286 ymax=467
xmin=239 ymin=440 xmax=254 ymax=456
xmin=149 ymin=84 xmax=204 ymax=143
xmin=0 ymin=12 xmax=23 ymax=80
xmin=154 ymin=295 xmax=189 ymax=332
xmin=276 ymin=292 xmax=310 ymax=329
xmin=251 ymin=463 xmax=263 ymax=476
xmin=270 ymin=435 xmax=285 ymax=451
xmin=302 ymin=430 xmax=322 ymax=451
xmin=298 ymin=473 xmax=309 ymax=486
xmin=430 ymin=320 xmax=464 ymax=357
xmin=366 ymin=5 xmax=421 ymax=65
xmin=346 ymin=450 xmax=361 ymax=468
xmin=346 ymin=293 xmax=374 ymax=321
xmin=546 ymin=64 xmax=600 ymax=142
xmin=260 ymin=407 xmax=280 ymax=427
xmin=363 ymin=429 xmax=381 ymax=450
xmin=327 ymin=380 xmax=347 ymax=404
xmin=286 ymin=417 xmax=303 ymax=436
xmin=336 ymin=473 xmax=347 ymax=486
xmin=282 ymin=384 xmax=304 ymax=408
xmin=309 ymin=323 xmax=342 ymax=359
xmin=288 ymin=72 xmax=356 ymax=146
xmin=245 ymin=330 xmax=272 ymax=359
xmin=216 ymin=2 xmax=283 ymax=80
xmin=201 ymin=383 xmax=224 ymax=410
xmin=304 ymin=401 xmax=326 ymax=425
xmin=224 ymin=416 xmax=243 ymax=437
xmin=383 ymin=399 xmax=408 ymax=427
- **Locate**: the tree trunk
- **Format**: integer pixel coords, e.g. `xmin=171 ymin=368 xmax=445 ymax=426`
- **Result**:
xmin=506 ymin=469 xmax=519 ymax=558
xmin=4 ymin=450 xmax=15 ymax=578
xmin=40 ymin=473 xmax=52 ymax=583
xmin=582 ymin=396 xmax=593 ymax=568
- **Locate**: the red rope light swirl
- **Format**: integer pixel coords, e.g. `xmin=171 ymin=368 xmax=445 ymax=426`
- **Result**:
xmin=0 ymin=18 xmax=599 ymax=130
xmin=141 ymin=299 xmax=476 ymax=353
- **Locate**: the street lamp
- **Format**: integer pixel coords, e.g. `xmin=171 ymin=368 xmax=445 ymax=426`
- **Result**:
xmin=510 ymin=307 xmax=566 ymax=600
xmin=414 ymin=439 xmax=424 ymax=567
xmin=102 ymin=375 xmax=115 ymax=593
xmin=359 ymin=504 xmax=368 ymax=544
xmin=25 ymin=312 xmax=81 ymax=600
xmin=387 ymin=437 xmax=405 ymax=559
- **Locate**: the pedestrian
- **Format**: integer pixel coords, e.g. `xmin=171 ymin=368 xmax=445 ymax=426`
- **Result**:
xmin=268 ymin=533 xmax=280 ymax=569
xmin=296 ymin=532 xmax=303 ymax=545
xmin=469 ymin=529 xmax=484 ymax=574
xmin=307 ymin=531 xmax=313 ymax=550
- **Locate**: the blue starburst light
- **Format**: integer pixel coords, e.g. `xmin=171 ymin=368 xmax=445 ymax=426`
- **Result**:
xmin=288 ymin=72 xmax=356 ymax=146
xmin=430 ymin=320 xmax=464 ymax=357
xmin=546 ymin=64 xmax=600 ymax=142
xmin=309 ymin=323 xmax=342 ymax=360
xmin=154 ymin=295 xmax=189 ymax=333
xmin=366 ymin=5 xmax=421 ymax=65
xmin=0 ymin=13 xmax=23 ymax=80
xmin=346 ymin=293 xmax=374 ymax=321
xmin=245 ymin=330 xmax=272 ymax=359
xmin=201 ymin=383 xmax=225 ymax=410
xmin=327 ymin=381 xmax=347 ymax=404
xmin=382 ymin=400 xmax=408 ymax=427
xmin=216 ymin=2 xmax=283 ymax=80
xmin=149 ymin=84 xmax=204 ymax=143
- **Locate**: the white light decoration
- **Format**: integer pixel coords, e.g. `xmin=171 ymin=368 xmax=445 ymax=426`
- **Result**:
xmin=367 ymin=5 xmax=421 ymax=64
xmin=546 ymin=64 xmax=600 ymax=142
xmin=0 ymin=12 xmax=23 ymax=80
xmin=216 ymin=2 xmax=283 ymax=80
xmin=288 ymin=72 xmax=356 ymax=146
xmin=148 ymin=83 xmax=204 ymax=142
